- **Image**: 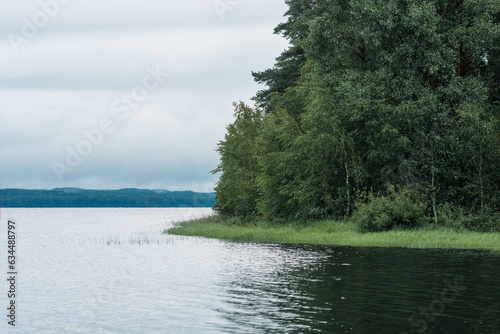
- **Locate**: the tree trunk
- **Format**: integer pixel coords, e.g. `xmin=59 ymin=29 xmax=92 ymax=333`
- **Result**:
xmin=344 ymin=148 xmax=350 ymax=219
xmin=432 ymin=170 xmax=438 ymax=224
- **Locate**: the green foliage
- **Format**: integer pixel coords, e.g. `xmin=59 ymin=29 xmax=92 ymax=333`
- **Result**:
xmin=437 ymin=203 xmax=500 ymax=232
xmin=212 ymin=102 xmax=263 ymax=218
xmin=255 ymin=64 xmax=354 ymax=221
xmin=251 ymin=0 xmax=313 ymax=111
xmin=305 ymin=0 xmax=500 ymax=106
xmin=459 ymin=210 xmax=500 ymax=232
xmin=351 ymin=186 xmax=428 ymax=232
xmin=436 ymin=203 xmax=467 ymax=229
xmin=213 ymin=0 xmax=500 ymax=231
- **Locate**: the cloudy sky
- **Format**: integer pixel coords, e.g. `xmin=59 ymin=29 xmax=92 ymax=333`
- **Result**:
xmin=0 ymin=0 xmax=290 ymax=192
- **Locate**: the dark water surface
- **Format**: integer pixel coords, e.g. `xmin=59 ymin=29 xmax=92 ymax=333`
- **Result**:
xmin=0 ymin=208 xmax=498 ymax=334
xmin=240 ymin=244 xmax=500 ymax=334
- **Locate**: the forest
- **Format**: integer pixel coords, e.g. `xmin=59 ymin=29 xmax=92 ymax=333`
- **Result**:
xmin=212 ymin=0 xmax=500 ymax=232
xmin=1 ymin=188 xmax=215 ymax=208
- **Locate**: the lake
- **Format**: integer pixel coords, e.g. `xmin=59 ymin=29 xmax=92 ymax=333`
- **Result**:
xmin=0 ymin=208 xmax=498 ymax=333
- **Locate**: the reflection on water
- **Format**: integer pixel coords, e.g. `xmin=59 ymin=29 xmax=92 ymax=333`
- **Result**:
xmin=216 ymin=245 xmax=500 ymax=334
xmin=0 ymin=208 xmax=498 ymax=334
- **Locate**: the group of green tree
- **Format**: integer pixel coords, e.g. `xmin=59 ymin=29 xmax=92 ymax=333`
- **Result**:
xmin=2 ymin=188 xmax=215 ymax=208
xmin=213 ymin=0 xmax=500 ymax=232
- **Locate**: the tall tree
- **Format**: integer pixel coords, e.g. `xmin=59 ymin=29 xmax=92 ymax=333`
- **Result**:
xmin=212 ymin=102 xmax=263 ymax=218
xmin=214 ymin=0 xmax=500 ymax=225
xmin=303 ymin=0 xmax=500 ymax=204
xmin=252 ymin=0 xmax=316 ymax=111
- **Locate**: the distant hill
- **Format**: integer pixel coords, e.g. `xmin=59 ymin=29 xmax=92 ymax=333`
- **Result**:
xmin=0 ymin=188 xmax=215 ymax=208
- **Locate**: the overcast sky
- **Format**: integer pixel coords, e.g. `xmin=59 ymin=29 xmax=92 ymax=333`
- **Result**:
xmin=0 ymin=0 xmax=289 ymax=192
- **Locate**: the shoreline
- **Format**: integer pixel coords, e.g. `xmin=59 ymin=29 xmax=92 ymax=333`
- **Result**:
xmin=166 ymin=216 xmax=500 ymax=252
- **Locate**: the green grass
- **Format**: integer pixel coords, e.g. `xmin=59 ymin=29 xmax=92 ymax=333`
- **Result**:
xmin=166 ymin=215 xmax=500 ymax=252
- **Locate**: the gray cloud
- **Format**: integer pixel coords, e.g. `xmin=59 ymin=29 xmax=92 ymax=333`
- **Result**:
xmin=0 ymin=0 xmax=289 ymax=191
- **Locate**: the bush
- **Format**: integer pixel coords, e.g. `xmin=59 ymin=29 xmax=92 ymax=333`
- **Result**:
xmin=436 ymin=203 xmax=466 ymax=230
xmin=461 ymin=211 xmax=500 ymax=232
xmin=351 ymin=185 xmax=428 ymax=232
xmin=437 ymin=203 xmax=500 ymax=232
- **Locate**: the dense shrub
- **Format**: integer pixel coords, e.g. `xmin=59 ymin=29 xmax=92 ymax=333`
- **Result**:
xmin=437 ymin=203 xmax=500 ymax=232
xmin=351 ymin=186 xmax=427 ymax=232
xmin=461 ymin=212 xmax=500 ymax=232
xmin=436 ymin=203 xmax=466 ymax=230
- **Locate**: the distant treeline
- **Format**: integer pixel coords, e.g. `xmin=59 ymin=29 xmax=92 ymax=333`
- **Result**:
xmin=1 ymin=188 xmax=215 ymax=208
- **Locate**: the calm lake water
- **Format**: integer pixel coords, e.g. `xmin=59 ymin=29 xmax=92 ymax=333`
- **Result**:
xmin=0 ymin=208 xmax=498 ymax=334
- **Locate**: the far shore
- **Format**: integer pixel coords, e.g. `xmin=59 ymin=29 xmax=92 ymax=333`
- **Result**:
xmin=166 ymin=215 xmax=500 ymax=252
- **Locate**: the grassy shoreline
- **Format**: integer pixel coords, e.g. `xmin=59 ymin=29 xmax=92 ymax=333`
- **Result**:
xmin=166 ymin=215 xmax=500 ymax=252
